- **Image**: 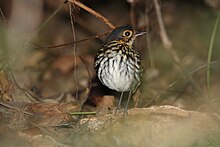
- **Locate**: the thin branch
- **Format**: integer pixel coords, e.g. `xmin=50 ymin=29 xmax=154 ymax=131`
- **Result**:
xmin=30 ymin=121 xmax=72 ymax=145
xmin=67 ymin=0 xmax=115 ymax=29
xmin=28 ymin=2 xmax=64 ymax=43
xmin=69 ymin=3 xmax=79 ymax=100
xmin=153 ymin=0 xmax=172 ymax=48
xmin=69 ymin=111 xmax=96 ymax=115
xmin=34 ymin=31 xmax=109 ymax=50
xmin=0 ymin=8 xmax=7 ymax=23
xmin=153 ymin=0 xmax=203 ymax=94
xmin=144 ymin=3 xmax=155 ymax=69
xmin=155 ymin=62 xmax=217 ymax=102
xmin=0 ymin=101 xmax=33 ymax=115
xmin=10 ymin=71 xmax=41 ymax=103
xmin=207 ymin=11 xmax=220 ymax=99
xmin=153 ymin=0 xmax=180 ymax=63
xmin=129 ymin=1 xmax=137 ymax=28
xmin=79 ymin=55 xmax=92 ymax=109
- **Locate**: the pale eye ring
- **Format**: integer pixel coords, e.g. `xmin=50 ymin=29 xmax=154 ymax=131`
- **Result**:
xmin=123 ymin=30 xmax=132 ymax=37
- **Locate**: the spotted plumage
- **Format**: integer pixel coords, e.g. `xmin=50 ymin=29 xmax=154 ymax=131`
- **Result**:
xmin=95 ymin=40 xmax=141 ymax=92
xmin=94 ymin=25 xmax=145 ymax=114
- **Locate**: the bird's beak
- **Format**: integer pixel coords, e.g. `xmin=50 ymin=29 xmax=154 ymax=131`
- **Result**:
xmin=135 ymin=31 xmax=147 ymax=37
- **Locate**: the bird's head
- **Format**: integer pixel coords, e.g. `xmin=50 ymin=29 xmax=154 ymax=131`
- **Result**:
xmin=105 ymin=25 xmax=146 ymax=47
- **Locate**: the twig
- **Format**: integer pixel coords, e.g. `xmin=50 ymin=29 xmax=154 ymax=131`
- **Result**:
xmin=0 ymin=101 xmax=33 ymax=115
xmin=0 ymin=8 xmax=7 ymax=23
xmin=67 ymin=0 xmax=115 ymax=29
xmin=155 ymin=62 xmax=217 ymax=102
xmin=10 ymin=71 xmax=41 ymax=103
xmin=69 ymin=3 xmax=79 ymax=100
xmin=79 ymin=56 xmax=92 ymax=109
xmin=35 ymin=31 xmax=109 ymax=50
xmin=30 ymin=121 xmax=72 ymax=145
xmin=69 ymin=111 xmax=96 ymax=115
xmin=153 ymin=0 xmax=203 ymax=94
xmin=153 ymin=0 xmax=172 ymax=48
xmin=133 ymin=89 xmax=141 ymax=108
xmin=129 ymin=1 xmax=137 ymax=28
xmin=153 ymin=0 xmax=180 ymax=63
xmin=144 ymin=3 xmax=155 ymax=68
xmin=207 ymin=11 xmax=220 ymax=99
xmin=28 ymin=2 xmax=64 ymax=43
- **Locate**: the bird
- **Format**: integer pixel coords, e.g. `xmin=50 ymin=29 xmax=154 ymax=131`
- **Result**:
xmin=94 ymin=25 xmax=145 ymax=114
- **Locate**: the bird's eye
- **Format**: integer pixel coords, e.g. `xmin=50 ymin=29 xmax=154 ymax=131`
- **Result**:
xmin=123 ymin=30 xmax=132 ymax=37
xmin=125 ymin=31 xmax=130 ymax=36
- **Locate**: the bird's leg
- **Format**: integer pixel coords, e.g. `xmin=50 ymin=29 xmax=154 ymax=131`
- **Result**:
xmin=124 ymin=90 xmax=132 ymax=115
xmin=114 ymin=92 xmax=124 ymax=115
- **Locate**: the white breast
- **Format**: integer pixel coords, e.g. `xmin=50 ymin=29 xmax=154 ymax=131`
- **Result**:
xmin=98 ymin=54 xmax=139 ymax=92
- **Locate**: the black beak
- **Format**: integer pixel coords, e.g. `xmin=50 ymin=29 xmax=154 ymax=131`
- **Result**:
xmin=135 ymin=31 xmax=147 ymax=37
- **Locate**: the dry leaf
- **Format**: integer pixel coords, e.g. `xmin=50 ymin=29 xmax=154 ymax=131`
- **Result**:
xmin=23 ymin=102 xmax=80 ymax=127
xmin=36 ymin=113 xmax=73 ymax=127
xmin=25 ymin=102 xmax=80 ymax=115
xmin=18 ymin=128 xmax=41 ymax=142
xmin=52 ymin=55 xmax=93 ymax=74
xmin=97 ymin=95 xmax=115 ymax=109
xmin=0 ymin=70 xmax=14 ymax=102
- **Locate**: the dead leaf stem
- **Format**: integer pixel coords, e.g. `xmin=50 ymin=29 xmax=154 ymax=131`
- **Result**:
xmin=67 ymin=0 xmax=115 ymax=29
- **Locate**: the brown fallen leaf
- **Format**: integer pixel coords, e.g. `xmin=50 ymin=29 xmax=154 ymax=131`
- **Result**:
xmin=18 ymin=127 xmax=68 ymax=146
xmin=97 ymin=95 xmax=115 ymax=109
xmin=10 ymin=111 xmax=27 ymax=129
xmin=0 ymin=124 xmax=30 ymax=147
xmin=34 ymin=113 xmax=74 ymax=127
xmin=18 ymin=127 xmax=42 ymax=142
xmin=25 ymin=101 xmax=80 ymax=115
xmin=52 ymin=54 xmax=94 ymax=74
xmin=23 ymin=102 xmax=80 ymax=127
xmin=25 ymin=50 xmax=46 ymax=68
xmin=87 ymin=94 xmax=115 ymax=115
xmin=0 ymin=70 xmax=14 ymax=102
